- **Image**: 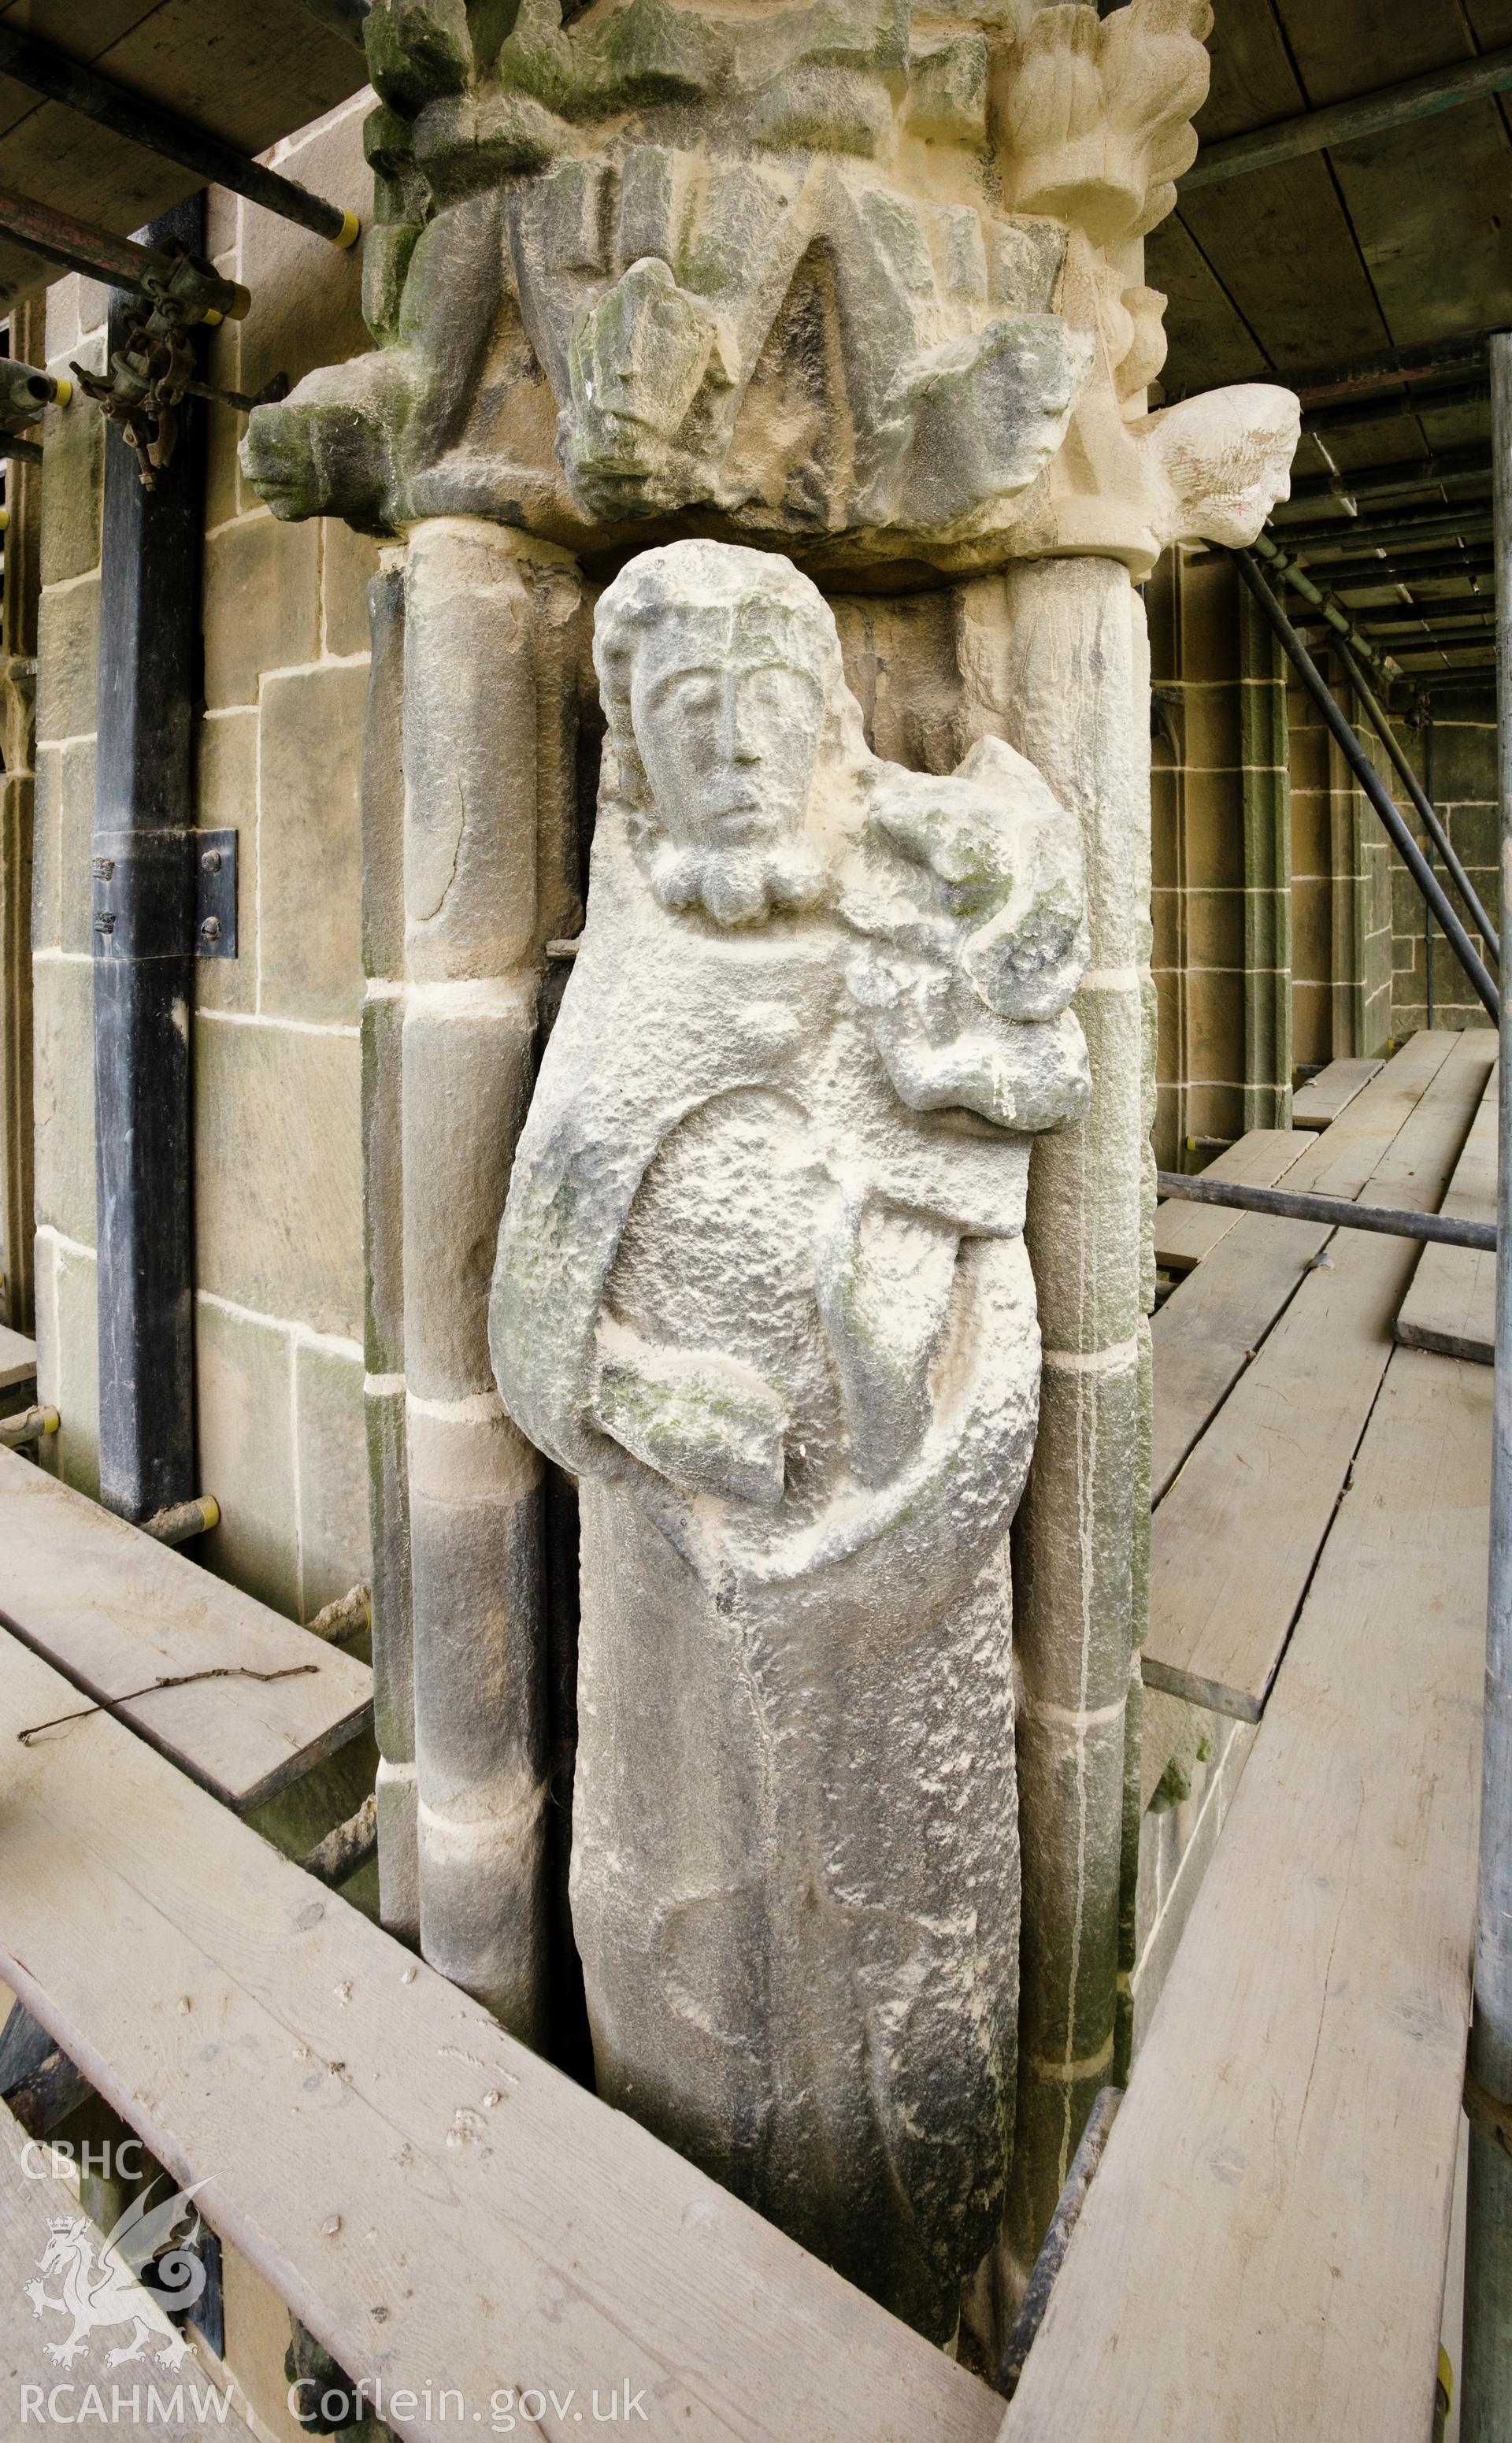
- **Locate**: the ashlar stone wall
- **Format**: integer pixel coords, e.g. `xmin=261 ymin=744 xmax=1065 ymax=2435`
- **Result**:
xmin=32 ymin=91 xmax=379 ymax=1631
xmin=1386 ymin=684 xmax=1499 ymax=1039
xmin=1148 ymin=546 xmax=1291 ymax=1170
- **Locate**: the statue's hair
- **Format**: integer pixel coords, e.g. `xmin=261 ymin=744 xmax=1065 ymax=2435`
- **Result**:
xmin=591 ymin=539 xmax=873 ymax=847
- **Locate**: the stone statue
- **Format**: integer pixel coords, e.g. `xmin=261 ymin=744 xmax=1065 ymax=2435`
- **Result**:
xmin=490 ymin=538 xmax=1091 ymax=2338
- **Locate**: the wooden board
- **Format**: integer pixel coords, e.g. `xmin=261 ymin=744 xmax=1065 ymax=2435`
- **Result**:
xmin=1153 ymin=1129 xmax=1314 ymax=1274
xmin=0 ymin=1319 xmax=35 ymax=1391
xmin=1150 ymin=1029 xmax=1463 ymax=1503
xmin=0 ymin=2 xmax=369 ymax=310
xmin=1291 ymin=1055 xmax=1386 ymax=1130
xmin=0 ymin=2093 xmax=256 ymax=2437
xmin=0 ymin=1448 xmax=371 ymax=1813
xmin=1396 ymin=1065 xmax=1499 ymax=1366
xmin=1003 ymin=1344 xmax=1488 ymax=2443
xmin=1146 ymin=1030 xmax=1494 ymax=1718
xmin=0 ymin=1626 xmax=1000 ymax=2443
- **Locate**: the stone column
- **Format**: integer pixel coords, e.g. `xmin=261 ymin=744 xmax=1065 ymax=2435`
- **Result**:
xmin=360 ymin=548 xmax=417 ymax=1941
xmin=397 ymin=517 xmax=583 ymax=2039
xmin=955 ymin=558 xmax=1151 ymax=2315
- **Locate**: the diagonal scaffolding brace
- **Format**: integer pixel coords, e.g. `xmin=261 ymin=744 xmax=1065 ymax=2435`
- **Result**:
xmin=1232 ymin=547 xmax=1499 ymax=1022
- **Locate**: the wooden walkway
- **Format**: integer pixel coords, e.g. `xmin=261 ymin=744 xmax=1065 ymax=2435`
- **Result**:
xmin=0 ymin=1448 xmax=372 ymax=1813
xmin=1146 ymin=1031 xmax=1493 ymax=1715
xmin=1008 ymin=1035 xmax=1488 ymax=2439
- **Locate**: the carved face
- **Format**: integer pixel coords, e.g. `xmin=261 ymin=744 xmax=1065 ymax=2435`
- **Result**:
xmin=631 ymin=637 xmax=825 ymax=858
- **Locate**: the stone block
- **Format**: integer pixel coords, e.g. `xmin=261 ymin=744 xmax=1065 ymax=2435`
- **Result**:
xmin=1292 ymin=876 xmax=1332 ymax=984
xmin=1151 ymin=883 xmax=1180 ymax=972
xmin=362 ymin=557 xmax=407 ymax=984
xmin=1288 ymin=712 xmax=1330 ymax=799
xmin=366 ymin=1380 xmax=413 ymax=1758
xmin=1182 ymin=1079 xmax=1244 ymax=1145
xmin=1179 ymin=681 xmax=1241 ymax=773
xmin=1173 ymin=553 xmax=1240 ymax=685
xmin=1427 ymin=719 xmax=1498 ymax=803
xmin=1016 ymin=1360 xmax=1139 ymax=1710
xmin=1184 ymin=886 xmax=1243 ymax=972
xmin=1289 ymin=784 xmax=1331 ymax=881
xmin=57 ymin=738 xmax=95 ymax=958
xmin=195 ymin=710 xmax=258 ymax=1014
xmin=258 ymin=664 xmax=366 ymax=1023
xmin=202 ymin=305 xmax=247 ymax=530
xmin=239 ymin=105 xmax=372 ymax=400
xmin=362 ymin=995 xmax=405 ymax=1376
xmin=194 ymin=1294 xmax=299 ymax=1618
xmin=35 ymin=576 xmax=98 ymax=746
xmin=194 ymin=1014 xmax=362 ymax=1343
xmin=1025 ymin=984 xmax=1144 ymax=1348
xmin=202 ymin=515 xmax=320 ymax=710
xmin=32 ymin=748 xmax=60 ymax=953
xmin=1150 ymin=762 xmax=1178 ymax=891
xmin=1239 ymin=676 xmax=1286 ymax=774
xmin=295 ymin=1335 xmax=372 ymax=1620
xmin=40 ymin=384 xmax=104 ymax=588
xmin=1246 ymin=878 xmax=1291 ymax=983
xmin=1177 ymin=766 xmax=1244 ymax=890
xmin=1447 ymin=802 xmax=1499 ymax=872
xmin=35 ymin=1229 xmax=99 ymax=1500
xmin=32 ymin=954 xmax=95 ymax=1246
xmin=1183 ymin=972 xmax=1244 ymax=1084
xmin=402 ymin=986 xmax=536 ymax=1401
xmin=323 ymin=518 xmax=383 ymax=658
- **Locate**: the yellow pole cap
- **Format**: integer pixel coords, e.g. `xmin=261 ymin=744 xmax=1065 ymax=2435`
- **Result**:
xmin=51 ymin=375 xmax=72 ymax=406
xmin=0 ymin=507 xmax=11 ymax=532
xmin=200 ymin=1494 xmax=222 ymax=1533
xmin=333 ymin=207 xmax=361 ymax=250
xmin=40 ymin=1407 xmax=60 ymax=1435
xmin=202 ymin=306 xmax=222 ymax=327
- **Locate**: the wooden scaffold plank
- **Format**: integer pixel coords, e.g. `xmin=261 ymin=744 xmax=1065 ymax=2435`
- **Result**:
xmin=1395 ymin=1062 xmax=1498 ymax=1366
xmin=0 ymin=1627 xmax=1002 ymax=2443
xmin=1003 ymin=1344 xmax=1488 ymax=2443
xmin=0 ymin=1449 xmax=371 ymax=1813
xmin=1146 ymin=1029 xmax=1494 ymax=1719
xmin=1151 ymin=1028 xmax=1462 ymax=1503
xmin=1153 ymin=1128 xmax=1314 ymax=1275
xmin=1290 ymin=1055 xmax=1385 ymax=1129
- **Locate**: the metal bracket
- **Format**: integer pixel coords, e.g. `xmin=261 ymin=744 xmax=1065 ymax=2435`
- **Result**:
xmin=195 ymin=829 xmax=237 ymax=958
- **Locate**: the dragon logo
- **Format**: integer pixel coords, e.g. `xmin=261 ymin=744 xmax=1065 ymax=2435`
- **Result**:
xmin=26 ymin=2180 xmax=208 ymax=2369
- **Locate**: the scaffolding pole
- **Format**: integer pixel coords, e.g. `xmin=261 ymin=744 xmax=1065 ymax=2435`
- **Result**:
xmin=1232 ymin=547 xmax=1500 ymax=1021
xmin=1464 ymin=328 xmax=1512 ymax=2443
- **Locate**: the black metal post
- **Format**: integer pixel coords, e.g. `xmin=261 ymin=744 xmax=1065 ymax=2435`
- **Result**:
xmin=91 ymin=198 xmax=204 ymax=1523
xmin=1232 ymin=547 xmax=1500 ymax=1021
xmin=1153 ymin=1172 xmax=1496 ymax=1251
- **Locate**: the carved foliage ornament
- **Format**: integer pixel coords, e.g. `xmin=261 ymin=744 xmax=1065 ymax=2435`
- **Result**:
xmin=243 ymin=0 xmax=1299 ymax=576
xmin=490 ymin=540 xmax=1089 ymax=2333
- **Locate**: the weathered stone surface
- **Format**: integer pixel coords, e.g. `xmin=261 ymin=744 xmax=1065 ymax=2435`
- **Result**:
xmin=194 ymin=1014 xmax=363 ymax=1344
xmin=258 ymin=664 xmax=368 ymax=1024
xmin=243 ymin=0 xmax=1295 ymax=584
xmin=35 ymin=575 xmax=98 ymax=746
xmin=323 ymin=517 xmax=384 ymax=660
xmin=201 ymin=515 xmax=321 ymax=711
xmin=39 ymin=384 xmax=104 ymax=589
xmin=194 ymin=1294 xmax=301 ymax=1619
xmin=35 ymin=1229 xmax=100 ymax=1500
xmin=295 ymin=1336 xmax=373 ymax=1618
xmin=491 ymin=539 xmax=1091 ymax=2337
xmin=32 ymin=954 xmax=95 ymax=1247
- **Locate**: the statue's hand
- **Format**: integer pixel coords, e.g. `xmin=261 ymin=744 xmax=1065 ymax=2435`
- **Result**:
xmin=591 ymin=1323 xmax=788 ymax=1510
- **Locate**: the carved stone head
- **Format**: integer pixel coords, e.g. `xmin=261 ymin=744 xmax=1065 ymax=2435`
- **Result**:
xmin=593 ymin=540 xmax=868 ymax=925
